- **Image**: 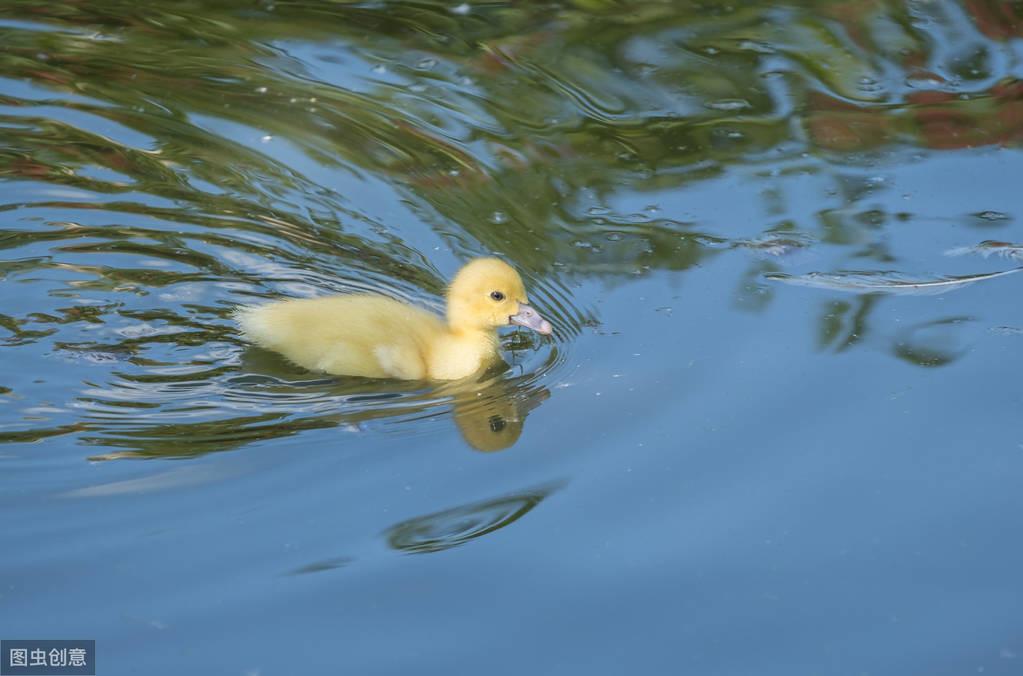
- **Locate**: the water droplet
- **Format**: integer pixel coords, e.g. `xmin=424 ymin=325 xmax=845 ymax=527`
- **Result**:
xmin=450 ymin=3 xmax=471 ymax=14
xmin=605 ymin=232 xmax=624 ymax=242
xmin=255 ymin=86 xmax=268 ymax=94
xmin=260 ymin=135 xmax=273 ymax=143
xmin=587 ymin=206 xmax=610 ymax=216
xmin=416 ymin=57 xmax=437 ymax=70
xmin=489 ymin=211 xmax=508 ymax=225
xmin=372 ymin=64 xmax=388 ymax=74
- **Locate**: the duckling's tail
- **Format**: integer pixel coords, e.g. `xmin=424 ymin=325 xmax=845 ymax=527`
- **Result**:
xmin=233 ymin=305 xmax=271 ymax=347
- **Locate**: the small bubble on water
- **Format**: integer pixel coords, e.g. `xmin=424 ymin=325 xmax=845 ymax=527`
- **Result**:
xmin=260 ymin=135 xmax=273 ymax=143
xmin=587 ymin=206 xmax=610 ymax=216
xmin=255 ymin=86 xmax=268 ymax=94
xmin=372 ymin=64 xmax=387 ymax=74
xmin=489 ymin=211 xmax=509 ymax=225
xmin=605 ymin=232 xmax=624 ymax=242
xmin=450 ymin=3 xmax=471 ymax=14
xmin=416 ymin=57 xmax=437 ymax=70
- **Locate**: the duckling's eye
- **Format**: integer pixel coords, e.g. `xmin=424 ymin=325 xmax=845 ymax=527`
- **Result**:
xmin=489 ymin=291 xmax=505 ymax=302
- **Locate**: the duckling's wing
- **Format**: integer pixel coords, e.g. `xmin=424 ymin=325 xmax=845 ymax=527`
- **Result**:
xmin=237 ymin=295 xmax=445 ymax=379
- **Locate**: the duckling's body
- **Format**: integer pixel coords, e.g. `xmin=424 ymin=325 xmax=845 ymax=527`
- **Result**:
xmin=236 ymin=258 xmax=551 ymax=381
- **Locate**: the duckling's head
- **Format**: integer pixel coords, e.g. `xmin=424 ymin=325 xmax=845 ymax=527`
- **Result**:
xmin=446 ymin=258 xmax=553 ymax=336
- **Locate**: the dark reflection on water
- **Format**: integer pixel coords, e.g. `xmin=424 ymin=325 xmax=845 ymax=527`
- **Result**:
xmin=287 ymin=556 xmax=353 ymax=576
xmin=385 ymin=482 xmax=562 ymax=554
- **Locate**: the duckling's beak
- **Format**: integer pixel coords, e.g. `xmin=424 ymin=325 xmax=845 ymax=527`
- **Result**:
xmin=509 ymin=304 xmax=553 ymax=335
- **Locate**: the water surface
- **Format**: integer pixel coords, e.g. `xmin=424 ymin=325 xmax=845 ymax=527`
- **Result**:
xmin=3 ymin=2 xmax=1023 ymax=674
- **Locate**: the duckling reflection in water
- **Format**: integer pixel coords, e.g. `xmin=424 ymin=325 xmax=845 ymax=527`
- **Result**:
xmin=448 ymin=377 xmax=550 ymax=452
xmin=85 ymin=376 xmax=549 ymax=457
xmin=236 ymin=258 xmax=552 ymax=380
xmin=233 ymin=305 xmax=552 ymax=453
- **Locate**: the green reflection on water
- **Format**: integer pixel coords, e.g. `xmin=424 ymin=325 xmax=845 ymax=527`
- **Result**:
xmin=1 ymin=0 xmax=1021 ymax=455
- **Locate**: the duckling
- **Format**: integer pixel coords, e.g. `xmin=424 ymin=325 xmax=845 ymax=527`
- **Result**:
xmin=236 ymin=258 xmax=552 ymax=380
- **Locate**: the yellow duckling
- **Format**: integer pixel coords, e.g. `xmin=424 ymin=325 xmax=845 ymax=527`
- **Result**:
xmin=236 ymin=258 xmax=552 ymax=380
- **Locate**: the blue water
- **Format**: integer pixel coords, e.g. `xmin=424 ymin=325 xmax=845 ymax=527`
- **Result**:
xmin=3 ymin=2 xmax=1023 ymax=674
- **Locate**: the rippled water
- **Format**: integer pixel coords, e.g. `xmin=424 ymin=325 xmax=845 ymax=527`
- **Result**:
xmin=4 ymin=2 xmax=1023 ymax=674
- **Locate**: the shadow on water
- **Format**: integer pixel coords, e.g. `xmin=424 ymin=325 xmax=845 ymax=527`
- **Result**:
xmin=283 ymin=480 xmax=563 ymax=573
xmin=72 ymin=337 xmax=555 ymax=456
xmin=384 ymin=481 xmax=563 ymax=554
xmin=1 ymin=0 xmax=1022 ymax=458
